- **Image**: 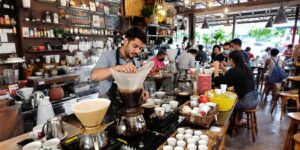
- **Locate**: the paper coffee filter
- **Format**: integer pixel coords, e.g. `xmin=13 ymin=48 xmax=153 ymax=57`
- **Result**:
xmin=112 ymin=61 xmax=154 ymax=92
xmin=166 ymin=49 xmax=177 ymax=61
xmin=71 ymin=98 xmax=111 ymax=127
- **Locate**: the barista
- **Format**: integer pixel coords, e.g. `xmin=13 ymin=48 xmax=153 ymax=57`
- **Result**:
xmin=91 ymin=27 xmax=148 ymax=122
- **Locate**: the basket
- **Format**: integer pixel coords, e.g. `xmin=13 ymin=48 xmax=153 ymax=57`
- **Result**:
xmin=207 ymin=91 xmax=237 ymax=111
xmin=157 ymin=127 xmax=218 ymax=150
xmin=179 ymin=101 xmax=219 ymax=129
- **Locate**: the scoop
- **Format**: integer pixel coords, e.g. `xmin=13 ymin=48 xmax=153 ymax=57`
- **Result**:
xmin=71 ymin=98 xmax=111 ymax=127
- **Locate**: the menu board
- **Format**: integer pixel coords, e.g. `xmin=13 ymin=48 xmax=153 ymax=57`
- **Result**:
xmin=67 ymin=8 xmax=91 ymax=27
xmin=105 ymin=15 xmax=120 ymax=29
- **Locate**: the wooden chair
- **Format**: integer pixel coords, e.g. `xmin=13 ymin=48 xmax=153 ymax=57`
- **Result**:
xmin=232 ymin=107 xmax=259 ymax=143
xmin=284 ymin=113 xmax=300 ymax=150
xmin=294 ymin=133 xmax=300 ymax=150
xmin=271 ymin=90 xmax=299 ymax=120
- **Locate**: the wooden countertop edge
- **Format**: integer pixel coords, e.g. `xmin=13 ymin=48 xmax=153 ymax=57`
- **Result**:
xmin=0 ymin=122 xmax=79 ymax=150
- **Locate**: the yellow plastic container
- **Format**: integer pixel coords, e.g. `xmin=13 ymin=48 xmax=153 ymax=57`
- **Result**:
xmin=206 ymin=90 xmax=237 ymax=111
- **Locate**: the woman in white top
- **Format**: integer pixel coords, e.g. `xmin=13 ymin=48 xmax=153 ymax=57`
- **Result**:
xmin=262 ymin=48 xmax=285 ymax=102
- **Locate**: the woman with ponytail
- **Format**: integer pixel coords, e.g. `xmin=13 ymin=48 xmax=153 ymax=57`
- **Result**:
xmin=212 ymin=50 xmax=258 ymax=127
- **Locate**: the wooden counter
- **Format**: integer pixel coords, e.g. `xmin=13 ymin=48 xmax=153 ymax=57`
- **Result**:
xmin=0 ymin=122 xmax=79 ymax=150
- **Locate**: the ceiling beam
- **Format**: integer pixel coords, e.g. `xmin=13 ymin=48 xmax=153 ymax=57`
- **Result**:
xmin=178 ymin=0 xmax=300 ymax=16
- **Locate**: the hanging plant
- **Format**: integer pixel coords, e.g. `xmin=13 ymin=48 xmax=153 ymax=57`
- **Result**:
xmin=141 ymin=5 xmax=154 ymax=18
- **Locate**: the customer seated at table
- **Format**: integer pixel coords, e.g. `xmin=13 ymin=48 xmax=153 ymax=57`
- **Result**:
xmin=262 ymin=48 xmax=285 ymax=102
xmin=230 ymin=38 xmax=250 ymax=66
xmin=210 ymin=45 xmax=221 ymax=63
xmin=196 ymin=44 xmax=208 ymax=64
xmin=151 ymin=50 xmax=167 ymax=73
xmin=212 ymin=50 xmax=258 ymax=126
xmin=177 ymin=49 xmax=198 ymax=70
xmin=215 ymin=44 xmax=230 ymax=65
xmin=245 ymin=47 xmax=254 ymax=60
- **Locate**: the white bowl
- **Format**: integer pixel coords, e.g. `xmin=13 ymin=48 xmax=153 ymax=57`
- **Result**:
xmin=194 ymin=130 xmax=203 ymax=136
xmin=187 ymin=144 xmax=197 ymax=150
xmin=43 ymin=138 xmax=60 ymax=148
xmin=176 ymin=140 xmax=186 ymax=147
xmin=200 ymin=135 xmax=209 ymax=141
xmin=167 ymin=137 xmax=177 ymax=147
xmin=23 ymin=141 xmax=42 ymax=150
xmin=176 ymin=134 xmax=184 ymax=140
xmin=154 ymin=99 xmax=163 ymax=105
xmin=185 ymin=129 xmax=193 ymax=135
xmin=163 ymin=145 xmax=173 ymax=150
xmin=156 ymin=91 xmax=166 ymax=98
xmin=169 ymin=100 xmax=179 ymax=109
xmin=177 ymin=128 xmax=185 ymax=134
xmin=174 ymin=146 xmax=184 ymax=150
xmin=199 ymin=140 xmax=208 ymax=146
xmin=198 ymin=145 xmax=208 ymax=150
xmin=162 ymin=104 xmax=171 ymax=112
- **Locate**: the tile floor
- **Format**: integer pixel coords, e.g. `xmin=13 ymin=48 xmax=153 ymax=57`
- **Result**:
xmin=225 ymin=94 xmax=292 ymax=150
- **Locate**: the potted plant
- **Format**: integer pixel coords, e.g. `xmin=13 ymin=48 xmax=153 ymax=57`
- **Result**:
xmin=53 ymin=28 xmax=65 ymax=38
xmin=141 ymin=5 xmax=153 ymax=24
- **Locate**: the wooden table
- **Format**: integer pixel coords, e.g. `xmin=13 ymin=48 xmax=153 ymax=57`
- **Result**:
xmin=0 ymin=122 xmax=79 ymax=150
xmin=251 ymin=66 xmax=264 ymax=89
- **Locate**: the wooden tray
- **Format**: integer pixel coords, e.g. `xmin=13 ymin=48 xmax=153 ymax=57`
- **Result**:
xmin=179 ymin=101 xmax=219 ymax=129
xmin=157 ymin=128 xmax=218 ymax=150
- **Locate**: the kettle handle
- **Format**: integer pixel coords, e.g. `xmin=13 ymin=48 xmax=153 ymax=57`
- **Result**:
xmin=42 ymin=122 xmax=51 ymax=139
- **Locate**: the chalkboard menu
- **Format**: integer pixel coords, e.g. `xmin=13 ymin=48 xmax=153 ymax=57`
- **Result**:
xmin=105 ymin=15 xmax=120 ymax=29
xmin=67 ymin=9 xmax=91 ymax=27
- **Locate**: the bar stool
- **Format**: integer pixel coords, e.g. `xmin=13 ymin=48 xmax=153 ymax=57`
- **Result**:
xmin=271 ymin=90 xmax=299 ymax=120
xmin=232 ymin=106 xmax=259 ymax=143
xmin=294 ymin=133 xmax=300 ymax=150
xmin=284 ymin=113 xmax=300 ymax=150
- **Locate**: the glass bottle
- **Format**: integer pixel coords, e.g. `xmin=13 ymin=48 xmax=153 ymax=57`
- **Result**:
xmin=45 ymin=11 xmax=51 ymax=23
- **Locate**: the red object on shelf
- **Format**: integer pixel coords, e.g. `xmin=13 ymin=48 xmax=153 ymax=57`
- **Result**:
xmin=199 ymin=95 xmax=209 ymax=103
xmin=197 ymin=74 xmax=211 ymax=95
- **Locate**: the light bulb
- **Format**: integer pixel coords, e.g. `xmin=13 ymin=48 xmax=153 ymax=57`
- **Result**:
xmin=208 ymin=1 xmax=212 ymax=7
xmin=224 ymin=7 xmax=229 ymax=13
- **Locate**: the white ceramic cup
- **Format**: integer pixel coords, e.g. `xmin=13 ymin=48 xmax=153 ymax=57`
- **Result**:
xmin=162 ymin=104 xmax=171 ymax=112
xmin=194 ymin=130 xmax=203 ymax=136
xmin=45 ymin=55 xmax=51 ymax=64
xmin=187 ymin=138 xmax=197 ymax=145
xmin=190 ymin=95 xmax=198 ymax=102
xmin=185 ymin=129 xmax=193 ymax=135
xmin=187 ymin=144 xmax=197 ymax=150
xmin=176 ymin=140 xmax=186 ymax=147
xmin=200 ymin=135 xmax=209 ymax=141
xmin=214 ymin=89 xmax=221 ymax=95
xmin=167 ymin=137 xmax=177 ymax=147
xmin=190 ymin=100 xmax=198 ymax=107
xmin=23 ymin=141 xmax=42 ymax=150
xmin=192 ymin=135 xmax=200 ymax=141
xmin=163 ymin=145 xmax=173 ymax=150
xmin=176 ymin=134 xmax=184 ymax=140
xmin=169 ymin=100 xmax=179 ymax=109
xmin=220 ymin=84 xmax=227 ymax=94
xmin=184 ymin=134 xmax=192 ymax=140
xmin=43 ymin=138 xmax=60 ymax=149
xmin=199 ymin=140 xmax=208 ymax=146
xmin=154 ymin=99 xmax=163 ymax=105
xmin=155 ymin=107 xmax=165 ymax=117
xmin=174 ymin=146 xmax=184 ymax=150
xmin=198 ymin=145 xmax=208 ymax=150
xmin=54 ymin=55 xmax=60 ymax=63
xmin=177 ymin=128 xmax=185 ymax=134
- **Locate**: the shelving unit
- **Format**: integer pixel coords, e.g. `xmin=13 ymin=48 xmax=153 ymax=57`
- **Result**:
xmin=27 ymin=74 xmax=79 ymax=86
xmin=146 ymin=24 xmax=174 ymax=45
xmin=26 ymin=50 xmax=69 ymax=53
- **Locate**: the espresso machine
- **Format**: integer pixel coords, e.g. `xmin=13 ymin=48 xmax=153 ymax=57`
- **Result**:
xmin=71 ymin=98 xmax=111 ymax=150
xmin=112 ymin=62 xmax=154 ymax=137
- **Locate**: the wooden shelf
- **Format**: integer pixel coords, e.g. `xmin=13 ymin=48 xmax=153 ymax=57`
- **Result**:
xmin=147 ymin=35 xmax=173 ymax=38
xmin=26 ymin=50 xmax=69 ymax=53
xmin=65 ymin=34 xmax=118 ymax=37
xmin=27 ymin=74 xmax=79 ymax=86
xmin=23 ymin=21 xmax=63 ymax=26
xmin=0 ymin=24 xmax=14 ymax=28
xmin=23 ymin=37 xmax=64 ymax=39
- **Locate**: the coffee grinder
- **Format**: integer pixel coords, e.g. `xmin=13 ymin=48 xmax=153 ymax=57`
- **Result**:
xmin=111 ymin=62 xmax=154 ymax=137
xmin=71 ymin=98 xmax=111 ymax=150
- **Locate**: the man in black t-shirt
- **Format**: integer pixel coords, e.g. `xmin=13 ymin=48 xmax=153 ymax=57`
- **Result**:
xmin=215 ymin=42 xmax=230 ymax=66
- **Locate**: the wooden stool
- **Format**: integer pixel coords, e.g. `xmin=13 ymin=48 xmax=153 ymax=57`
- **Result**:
xmin=294 ymin=133 xmax=300 ymax=150
xmin=284 ymin=113 xmax=300 ymax=150
xmin=271 ymin=90 xmax=299 ymax=120
xmin=232 ymin=107 xmax=258 ymax=143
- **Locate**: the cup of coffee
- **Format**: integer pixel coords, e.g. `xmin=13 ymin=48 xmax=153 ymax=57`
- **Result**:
xmin=220 ymin=84 xmax=227 ymax=94
xmin=177 ymin=92 xmax=190 ymax=102
xmin=155 ymin=107 xmax=165 ymax=118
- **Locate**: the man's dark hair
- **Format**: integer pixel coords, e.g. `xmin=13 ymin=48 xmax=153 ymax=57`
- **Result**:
xmin=270 ymin=48 xmax=279 ymax=56
xmin=231 ymin=38 xmax=242 ymax=47
xmin=125 ymin=27 xmax=147 ymax=44
xmin=288 ymin=44 xmax=293 ymax=49
xmin=198 ymin=45 xmax=203 ymax=51
xmin=245 ymin=47 xmax=251 ymax=52
xmin=188 ymin=49 xmax=198 ymax=55
xmin=183 ymin=36 xmax=188 ymax=42
xmin=157 ymin=50 xmax=166 ymax=56
xmin=265 ymin=47 xmax=272 ymax=52
xmin=223 ymin=42 xmax=230 ymax=46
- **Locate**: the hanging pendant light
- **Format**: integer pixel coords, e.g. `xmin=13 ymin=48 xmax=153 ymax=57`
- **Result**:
xmin=201 ymin=18 xmax=209 ymax=29
xmin=273 ymin=4 xmax=288 ymax=24
xmin=180 ymin=21 xmax=186 ymax=30
xmin=265 ymin=17 xmax=273 ymax=28
xmin=153 ymin=0 xmax=167 ymax=24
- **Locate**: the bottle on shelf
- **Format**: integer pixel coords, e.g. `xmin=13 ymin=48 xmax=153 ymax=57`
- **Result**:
xmin=2 ymin=0 xmax=10 ymax=9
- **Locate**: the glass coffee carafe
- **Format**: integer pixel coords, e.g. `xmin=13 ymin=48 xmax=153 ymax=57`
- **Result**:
xmin=111 ymin=62 xmax=154 ymax=137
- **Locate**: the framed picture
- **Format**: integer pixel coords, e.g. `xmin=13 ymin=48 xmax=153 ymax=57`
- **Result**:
xmin=90 ymin=2 xmax=96 ymax=11
xmin=92 ymin=15 xmax=100 ymax=27
xmin=99 ymin=15 xmax=105 ymax=28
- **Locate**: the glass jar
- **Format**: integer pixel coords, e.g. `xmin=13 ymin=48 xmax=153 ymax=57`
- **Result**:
xmin=45 ymin=11 xmax=51 ymax=23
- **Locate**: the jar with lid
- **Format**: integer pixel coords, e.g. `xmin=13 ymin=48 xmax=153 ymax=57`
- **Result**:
xmin=4 ymin=15 xmax=10 ymax=25
xmin=45 ymin=11 xmax=51 ymax=23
